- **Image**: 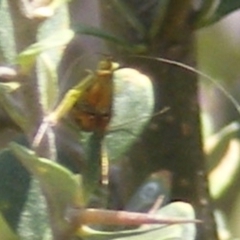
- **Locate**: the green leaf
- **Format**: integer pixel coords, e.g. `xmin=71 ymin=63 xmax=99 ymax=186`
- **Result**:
xmin=16 ymin=29 xmax=74 ymax=73
xmin=196 ymin=0 xmax=240 ymax=27
xmin=17 ymin=179 xmax=51 ymax=240
xmin=10 ymin=142 xmax=85 ymax=208
xmin=0 ymin=212 xmax=19 ymax=240
xmin=31 ymin=0 xmax=71 ymax=18
xmin=0 ymin=82 xmax=20 ymax=92
xmin=0 ymin=137 xmax=31 ymax=231
xmin=0 ymin=88 xmax=27 ymax=130
xmin=37 ymin=54 xmax=58 ymax=111
xmin=111 ymin=0 xmax=146 ymax=37
xmin=213 ymin=0 xmax=240 ymax=21
xmin=124 ymin=171 xmax=172 ymax=212
xmin=0 ymin=0 xmax=16 ymax=63
xmin=36 ymin=5 xmax=70 ymax=111
xmin=209 ymin=138 xmax=240 ymax=199
xmin=105 ymin=68 xmax=154 ymax=161
xmin=205 ymin=122 xmax=240 ymax=172
xmin=74 ymin=25 xmax=146 ymax=53
xmin=10 ymin=143 xmax=85 ymax=237
xmin=149 ymin=0 xmax=170 ymax=39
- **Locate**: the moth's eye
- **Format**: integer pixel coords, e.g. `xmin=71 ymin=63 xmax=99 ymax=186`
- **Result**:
xmin=87 ymin=113 xmax=96 ymax=120
xmin=102 ymin=113 xmax=110 ymax=118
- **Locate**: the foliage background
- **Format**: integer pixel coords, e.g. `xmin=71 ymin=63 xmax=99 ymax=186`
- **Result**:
xmin=198 ymin=10 xmax=240 ymax=238
xmin=1 ymin=1 xmax=240 ymax=240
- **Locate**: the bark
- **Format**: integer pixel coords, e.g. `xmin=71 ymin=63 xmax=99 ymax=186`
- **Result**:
xmin=100 ymin=0 xmax=218 ymax=239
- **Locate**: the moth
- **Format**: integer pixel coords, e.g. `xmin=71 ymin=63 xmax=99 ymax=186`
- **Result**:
xmin=69 ymin=58 xmax=118 ymax=133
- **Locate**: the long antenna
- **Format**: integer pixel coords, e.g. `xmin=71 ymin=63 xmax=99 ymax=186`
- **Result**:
xmin=131 ymin=55 xmax=240 ymax=115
